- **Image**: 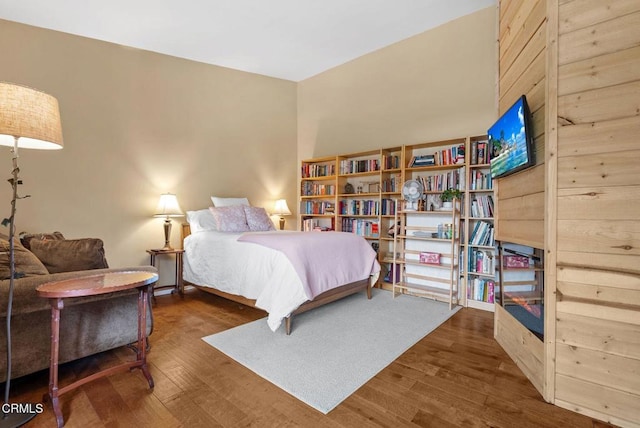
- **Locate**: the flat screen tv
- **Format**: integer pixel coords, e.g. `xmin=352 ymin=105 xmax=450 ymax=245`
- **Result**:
xmin=488 ymin=95 xmax=535 ymax=179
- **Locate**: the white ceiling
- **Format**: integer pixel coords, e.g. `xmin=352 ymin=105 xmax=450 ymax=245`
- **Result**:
xmin=0 ymin=0 xmax=495 ymax=82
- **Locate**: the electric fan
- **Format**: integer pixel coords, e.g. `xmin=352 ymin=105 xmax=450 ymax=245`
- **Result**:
xmin=401 ymin=179 xmax=424 ymax=211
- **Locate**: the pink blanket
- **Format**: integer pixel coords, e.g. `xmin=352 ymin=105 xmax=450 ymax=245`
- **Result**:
xmin=237 ymin=231 xmax=380 ymax=299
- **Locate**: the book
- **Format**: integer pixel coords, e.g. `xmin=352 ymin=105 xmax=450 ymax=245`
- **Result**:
xmin=419 ymin=252 xmax=440 ymax=265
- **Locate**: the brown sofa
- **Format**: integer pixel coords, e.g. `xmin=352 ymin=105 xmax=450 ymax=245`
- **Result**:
xmin=0 ymin=232 xmax=157 ymax=382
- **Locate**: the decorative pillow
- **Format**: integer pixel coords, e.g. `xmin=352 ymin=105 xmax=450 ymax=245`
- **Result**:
xmin=244 ymin=206 xmax=276 ymax=231
xmin=208 ymin=206 xmax=250 ymax=232
xmin=20 ymin=231 xmax=65 ymax=250
xmin=186 ymin=209 xmax=218 ymax=233
xmin=29 ymin=238 xmax=109 ymax=274
xmin=0 ymin=237 xmax=49 ymax=279
xmin=210 ymin=196 xmax=250 ymax=207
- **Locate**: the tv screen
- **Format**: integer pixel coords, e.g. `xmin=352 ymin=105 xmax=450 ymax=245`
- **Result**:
xmin=488 ymin=95 xmax=535 ymax=179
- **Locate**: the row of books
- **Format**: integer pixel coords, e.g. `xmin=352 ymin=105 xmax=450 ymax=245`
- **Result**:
xmin=470 ymin=139 xmax=492 ymax=165
xmin=470 ymin=195 xmax=494 ymax=218
xmin=339 ymin=159 xmax=380 ymax=175
xmin=381 ymin=173 xmax=401 ymax=192
xmin=408 ymin=144 xmax=465 ymax=167
xmin=302 ymin=163 xmax=335 ymax=178
xmin=470 ymin=169 xmax=493 ymax=190
xmin=339 ymin=199 xmax=379 ymax=216
xmin=381 ymin=154 xmax=401 ymax=170
xmin=341 ymin=218 xmax=379 ymax=237
xmin=469 ymin=220 xmax=495 ymax=246
xmin=301 ymin=218 xmax=334 ymax=232
xmin=380 ymin=199 xmax=397 ymax=216
xmin=467 ymin=278 xmax=496 ymax=303
xmin=300 ymin=200 xmax=335 ymax=215
xmin=415 ymin=169 xmax=463 ymax=192
xmin=301 ymin=182 xmax=336 ymax=196
xmin=468 ymin=248 xmax=494 ymax=274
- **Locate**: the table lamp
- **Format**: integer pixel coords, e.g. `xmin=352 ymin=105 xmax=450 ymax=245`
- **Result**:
xmin=153 ymin=193 xmax=183 ymax=250
xmin=273 ymin=199 xmax=291 ymax=230
xmin=0 ymin=82 xmax=63 ymax=427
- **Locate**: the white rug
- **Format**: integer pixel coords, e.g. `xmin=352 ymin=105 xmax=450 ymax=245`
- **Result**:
xmin=202 ymin=288 xmax=460 ymax=414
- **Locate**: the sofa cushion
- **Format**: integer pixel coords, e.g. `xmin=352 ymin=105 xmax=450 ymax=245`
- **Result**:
xmin=29 ymin=238 xmax=109 ymax=274
xmin=0 ymin=238 xmax=49 ymax=280
xmin=20 ymin=231 xmax=65 ymax=250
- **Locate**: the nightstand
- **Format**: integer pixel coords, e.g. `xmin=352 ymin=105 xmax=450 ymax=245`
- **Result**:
xmin=146 ymin=248 xmax=184 ymax=296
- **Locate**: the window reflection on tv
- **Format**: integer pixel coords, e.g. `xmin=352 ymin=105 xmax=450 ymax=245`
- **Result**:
xmin=488 ymin=95 xmax=535 ymax=179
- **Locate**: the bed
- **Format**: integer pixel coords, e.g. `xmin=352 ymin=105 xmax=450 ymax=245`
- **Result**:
xmin=181 ymin=213 xmax=380 ymax=334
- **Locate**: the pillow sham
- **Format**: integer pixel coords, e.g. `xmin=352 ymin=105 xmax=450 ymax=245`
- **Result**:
xmin=244 ymin=206 xmax=276 ymax=231
xmin=0 ymin=237 xmax=49 ymax=280
xmin=29 ymin=238 xmax=109 ymax=274
xmin=186 ymin=209 xmax=218 ymax=233
xmin=210 ymin=196 xmax=250 ymax=207
xmin=208 ymin=206 xmax=250 ymax=232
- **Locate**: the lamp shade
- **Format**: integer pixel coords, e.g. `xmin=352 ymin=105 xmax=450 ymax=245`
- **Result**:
xmin=154 ymin=193 xmax=184 ymax=218
xmin=0 ymin=82 xmax=63 ymax=150
xmin=273 ymin=199 xmax=291 ymax=216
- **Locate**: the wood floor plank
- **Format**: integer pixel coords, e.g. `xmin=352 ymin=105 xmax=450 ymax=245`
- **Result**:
xmin=5 ymin=289 xmax=614 ymax=427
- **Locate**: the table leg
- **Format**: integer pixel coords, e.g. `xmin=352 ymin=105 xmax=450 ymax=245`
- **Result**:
xmin=176 ymin=252 xmax=184 ymax=295
xmin=46 ymin=298 xmax=65 ymax=428
xmin=137 ymin=285 xmax=154 ymax=388
xmin=149 ymin=253 xmax=157 ymax=304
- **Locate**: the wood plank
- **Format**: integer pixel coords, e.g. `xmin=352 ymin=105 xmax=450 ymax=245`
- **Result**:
xmin=495 ymin=191 xmax=544 ymax=220
xmin=558 ymin=250 xmax=640 ymax=274
xmin=500 ymin=0 xmax=524 ymax=30
xmin=558 ymin=280 xmax=640 ymax=307
xmin=557 ymin=150 xmax=640 ymax=188
xmin=558 ymin=185 xmax=640 ymax=220
xmin=557 ymin=343 xmax=640 ymax=396
xmin=494 ymin=305 xmax=544 ymax=394
xmin=559 ymin=0 xmax=640 ymax=34
xmin=559 ymin=11 xmax=640 ymax=66
xmin=559 ymin=45 xmax=640 ymax=96
xmin=556 ymin=311 xmax=640 ymax=359
xmin=558 ymin=115 xmax=640 ymax=158
xmin=557 ymin=300 xmax=640 ymax=326
xmin=558 ymin=80 xmax=640 ymax=125
xmin=556 ymin=374 xmax=640 ymax=426
xmin=496 ymin=163 xmax=545 ymax=199
xmin=557 ymin=219 xmax=640 ymax=256
xmin=558 ymin=264 xmax=640 ymax=290
xmin=495 ymin=220 xmax=544 ymax=249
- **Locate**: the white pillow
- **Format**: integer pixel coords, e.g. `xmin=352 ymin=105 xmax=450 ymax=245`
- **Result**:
xmin=210 ymin=196 xmax=250 ymax=207
xmin=186 ymin=209 xmax=218 ymax=233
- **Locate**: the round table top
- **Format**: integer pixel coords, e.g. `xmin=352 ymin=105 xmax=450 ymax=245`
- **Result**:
xmin=36 ymin=271 xmax=159 ymax=299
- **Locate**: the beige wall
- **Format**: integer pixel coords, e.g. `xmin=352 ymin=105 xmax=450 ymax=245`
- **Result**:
xmin=0 ymin=19 xmax=298 ymax=270
xmin=297 ymin=6 xmax=497 ymax=160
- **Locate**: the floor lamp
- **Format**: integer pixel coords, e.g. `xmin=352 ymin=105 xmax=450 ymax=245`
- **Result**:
xmin=0 ymin=82 xmax=63 ymax=427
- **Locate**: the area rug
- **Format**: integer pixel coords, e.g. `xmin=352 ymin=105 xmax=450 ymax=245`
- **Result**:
xmin=202 ymin=288 xmax=460 ymax=414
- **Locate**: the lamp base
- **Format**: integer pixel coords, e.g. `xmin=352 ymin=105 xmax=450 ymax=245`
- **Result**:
xmin=162 ymin=218 xmax=174 ymax=250
xmin=279 ymin=217 xmax=285 ymax=230
xmin=0 ymin=409 xmax=38 ymax=428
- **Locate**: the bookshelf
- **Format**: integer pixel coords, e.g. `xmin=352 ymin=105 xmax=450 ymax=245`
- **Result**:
xmin=463 ymin=135 xmax=497 ymax=311
xmin=391 ymin=203 xmax=461 ymax=309
xmin=299 ymin=135 xmax=497 ymax=311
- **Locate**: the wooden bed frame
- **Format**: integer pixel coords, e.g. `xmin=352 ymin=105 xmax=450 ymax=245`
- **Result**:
xmin=180 ymin=223 xmax=372 ymax=334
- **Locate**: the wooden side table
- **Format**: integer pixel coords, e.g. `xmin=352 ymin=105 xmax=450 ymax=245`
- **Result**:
xmin=36 ymin=271 xmax=158 ymax=428
xmin=146 ymin=248 xmax=184 ymax=295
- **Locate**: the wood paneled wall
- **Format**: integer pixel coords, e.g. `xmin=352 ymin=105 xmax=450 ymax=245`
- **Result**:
xmin=498 ymin=1 xmax=640 ymax=426
xmin=494 ymin=0 xmax=547 ymax=397
xmin=495 ymin=0 xmax=546 ymax=249
xmin=553 ymin=1 xmax=640 ymax=426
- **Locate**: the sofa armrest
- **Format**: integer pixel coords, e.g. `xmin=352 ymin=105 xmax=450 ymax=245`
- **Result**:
xmin=0 ymin=266 xmax=158 ymax=316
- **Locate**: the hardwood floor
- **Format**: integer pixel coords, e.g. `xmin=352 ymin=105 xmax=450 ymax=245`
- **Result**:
xmin=7 ymin=288 xmax=615 ymax=427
